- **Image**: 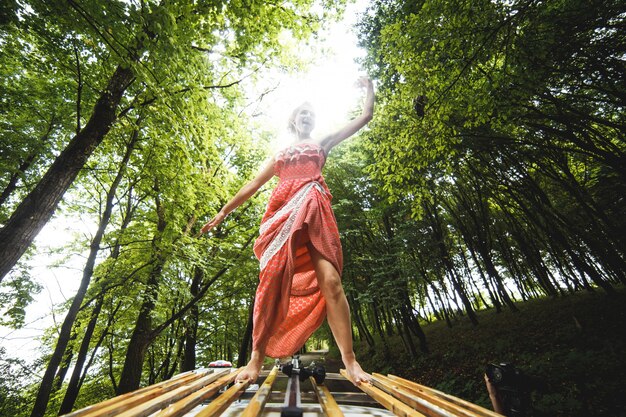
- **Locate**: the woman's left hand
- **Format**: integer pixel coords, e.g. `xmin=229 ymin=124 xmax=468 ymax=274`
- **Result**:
xmin=355 ymin=76 xmax=373 ymax=90
xmin=200 ymin=212 xmax=226 ymax=235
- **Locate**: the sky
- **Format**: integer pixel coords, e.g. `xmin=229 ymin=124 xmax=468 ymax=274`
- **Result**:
xmin=253 ymin=1 xmax=370 ymax=151
xmin=0 ymin=0 xmax=370 ymax=364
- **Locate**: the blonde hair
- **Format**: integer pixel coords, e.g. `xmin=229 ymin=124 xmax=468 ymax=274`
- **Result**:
xmin=287 ymin=102 xmax=314 ymax=134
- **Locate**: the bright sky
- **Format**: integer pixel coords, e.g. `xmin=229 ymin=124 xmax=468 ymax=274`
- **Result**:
xmin=0 ymin=0 xmax=369 ymax=364
xmin=255 ymin=1 xmax=369 ymax=151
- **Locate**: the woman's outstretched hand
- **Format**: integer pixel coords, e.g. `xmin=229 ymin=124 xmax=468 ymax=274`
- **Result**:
xmin=355 ymin=76 xmax=374 ymax=117
xmin=200 ymin=212 xmax=226 ymax=235
xmin=355 ymin=76 xmax=373 ymax=90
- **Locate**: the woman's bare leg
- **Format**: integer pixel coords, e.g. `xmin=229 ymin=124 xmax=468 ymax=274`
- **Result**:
xmin=307 ymin=243 xmax=370 ymax=385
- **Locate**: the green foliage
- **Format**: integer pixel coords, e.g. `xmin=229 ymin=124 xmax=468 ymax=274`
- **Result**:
xmin=333 ymin=0 xmax=626 ymax=359
xmin=0 ymin=22 xmax=77 ymax=219
xmin=0 ymin=269 xmax=41 ymax=328
xmin=358 ymin=0 xmax=626 ymax=211
xmin=348 ymin=289 xmax=626 ymax=417
xmin=1 ymin=0 xmax=351 ymax=413
xmin=2 ymin=0 xmax=624 ymax=415
xmin=0 ymin=348 xmax=31 ymax=416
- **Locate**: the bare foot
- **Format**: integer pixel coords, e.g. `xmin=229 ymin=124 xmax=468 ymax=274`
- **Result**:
xmin=236 ymin=355 xmax=264 ymax=383
xmin=344 ymin=359 xmax=371 ymax=386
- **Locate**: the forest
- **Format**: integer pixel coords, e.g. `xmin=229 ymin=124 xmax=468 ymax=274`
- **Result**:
xmin=0 ymin=0 xmax=624 ymax=417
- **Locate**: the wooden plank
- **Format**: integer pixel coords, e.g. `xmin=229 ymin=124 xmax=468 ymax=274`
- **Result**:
xmin=383 ymin=375 xmax=503 ymax=417
xmin=194 ymin=379 xmax=250 ymax=417
xmin=151 ymin=370 xmax=242 ymax=417
xmin=99 ymin=369 xmax=233 ymax=417
xmin=239 ymin=366 xmax=279 ymax=417
xmin=339 ymin=369 xmax=425 ymax=417
xmin=310 ymin=377 xmax=344 ymax=417
xmin=373 ymin=374 xmax=495 ymax=417
xmin=372 ymin=374 xmax=454 ymax=417
xmin=63 ymin=370 xmax=216 ymax=417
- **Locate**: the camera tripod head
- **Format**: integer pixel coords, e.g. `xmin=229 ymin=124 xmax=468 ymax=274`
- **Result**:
xmin=281 ymin=355 xmax=326 ymax=384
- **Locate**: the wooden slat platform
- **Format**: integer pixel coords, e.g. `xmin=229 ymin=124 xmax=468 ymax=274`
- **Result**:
xmin=63 ymin=367 xmax=502 ymax=417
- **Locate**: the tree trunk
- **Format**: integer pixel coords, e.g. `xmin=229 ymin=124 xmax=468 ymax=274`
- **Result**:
xmin=349 ymin=294 xmax=375 ymax=347
xmin=115 ymin=221 xmax=256 ymax=393
xmin=117 ymin=262 xmax=163 ymax=394
xmin=57 ymin=296 xmax=104 ymax=415
xmin=236 ymin=300 xmax=254 ymax=368
xmin=0 ymin=65 xmax=134 ymax=283
xmin=29 ymin=126 xmax=137 ymax=417
xmin=58 ymin=186 xmax=137 ymax=412
xmin=393 ymin=308 xmax=417 ymax=357
xmin=370 ymin=299 xmax=391 ymax=355
xmin=116 ymin=187 xmax=167 ymax=394
xmin=0 ymin=118 xmax=55 ymax=209
xmin=425 ymin=199 xmax=479 ymax=326
xmin=51 ymin=332 xmax=76 ymax=393
xmin=181 ymin=267 xmax=203 ymax=372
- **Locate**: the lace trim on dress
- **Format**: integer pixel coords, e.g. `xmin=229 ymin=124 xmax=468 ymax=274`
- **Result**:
xmin=259 ymin=181 xmax=325 ymax=270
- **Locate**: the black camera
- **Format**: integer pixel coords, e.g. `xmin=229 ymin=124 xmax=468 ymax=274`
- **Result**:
xmin=486 ymin=363 xmax=534 ymax=417
xmin=486 ymin=362 xmax=520 ymax=388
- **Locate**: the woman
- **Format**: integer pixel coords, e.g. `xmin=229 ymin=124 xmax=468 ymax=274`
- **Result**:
xmin=201 ymin=77 xmax=374 ymax=385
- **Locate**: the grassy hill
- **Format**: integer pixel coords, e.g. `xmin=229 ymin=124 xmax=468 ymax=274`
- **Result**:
xmin=345 ymin=288 xmax=626 ymax=417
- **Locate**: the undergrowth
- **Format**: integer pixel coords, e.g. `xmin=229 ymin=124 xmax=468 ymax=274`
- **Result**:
xmin=344 ymin=288 xmax=626 ymax=417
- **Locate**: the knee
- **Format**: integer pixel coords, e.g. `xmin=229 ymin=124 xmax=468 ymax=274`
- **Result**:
xmin=321 ymin=274 xmax=344 ymax=302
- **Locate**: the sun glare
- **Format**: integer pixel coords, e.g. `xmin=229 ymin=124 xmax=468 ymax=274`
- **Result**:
xmin=0 ymin=0 xmax=369 ymax=362
xmin=255 ymin=1 xmax=368 ymax=152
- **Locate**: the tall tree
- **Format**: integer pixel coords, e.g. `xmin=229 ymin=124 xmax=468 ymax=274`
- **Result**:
xmin=0 ymin=0 xmax=344 ymax=282
xmin=29 ymin=124 xmax=139 ymax=417
xmin=355 ymin=0 xmax=625 ymax=299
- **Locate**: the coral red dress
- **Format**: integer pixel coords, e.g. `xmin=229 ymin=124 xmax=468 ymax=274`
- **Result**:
xmin=252 ymin=142 xmax=343 ymax=358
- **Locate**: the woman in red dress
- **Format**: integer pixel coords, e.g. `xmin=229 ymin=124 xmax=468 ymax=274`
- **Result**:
xmin=201 ymin=77 xmax=374 ymax=385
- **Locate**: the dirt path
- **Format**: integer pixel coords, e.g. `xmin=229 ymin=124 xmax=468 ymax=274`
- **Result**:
xmin=296 ymin=350 xmax=342 ymax=372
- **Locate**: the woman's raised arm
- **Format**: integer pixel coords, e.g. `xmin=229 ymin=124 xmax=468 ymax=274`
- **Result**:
xmin=320 ymin=77 xmax=374 ymax=153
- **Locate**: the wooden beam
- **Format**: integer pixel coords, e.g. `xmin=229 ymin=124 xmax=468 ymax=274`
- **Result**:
xmin=373 ymin=373 xmax=501 ymax=417
xmin=65 ymin=370 xmax=222 ymax=417
xmin=194 ymin=379 xmax=250 ymax=417
xmin=239 ymin=366 xmax=279 ymax=417
xmin=383 ymin=374 xmax=503 ymax=417
xmin=310 ymin=377 xmax=344 ymax=417
xmin=151 ymin=369 xmax=242 ymax=417
xmin=339 ymin=369 xmax=425 ymax=417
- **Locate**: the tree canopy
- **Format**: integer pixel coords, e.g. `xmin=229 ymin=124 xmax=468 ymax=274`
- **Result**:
xmin=1 ymin=0 xmax=624 ymax=416
xmin=1 ymin=0 xmax=345 ymax=415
